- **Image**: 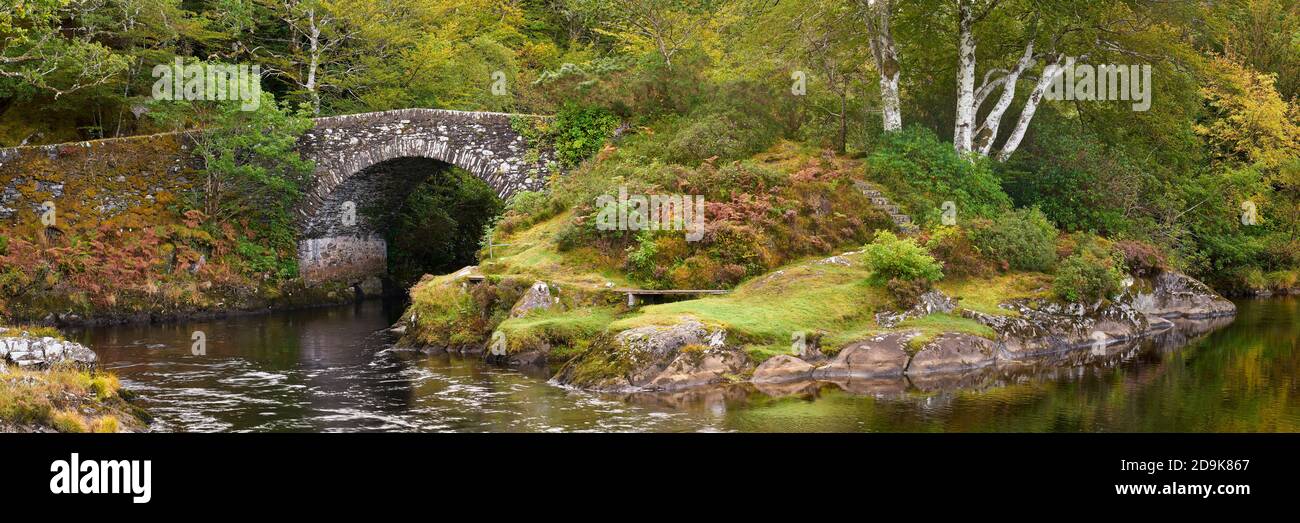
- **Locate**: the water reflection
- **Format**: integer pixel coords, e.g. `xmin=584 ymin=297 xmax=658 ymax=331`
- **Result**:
xmin=67 ymin=298 xmax=1300 ymax=432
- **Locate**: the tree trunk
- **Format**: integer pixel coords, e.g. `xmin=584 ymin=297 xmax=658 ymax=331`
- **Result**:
xmin=973 ymin=41 xmax=1035 ymax=156
xmin=839 ymin=90 xmax=848 ymax=153
xmin=305 ymin=8 xmax=321 ymax=114
xmin=953 ymin=0 xmax=977 ymax=154
xmin=865 ymin=0 xmax=902 ymax=132
xmin=997 ymin=54 xmax=1063 ymax=161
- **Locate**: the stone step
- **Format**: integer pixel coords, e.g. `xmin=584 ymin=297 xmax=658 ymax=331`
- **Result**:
xmin=890 ymin=213 xmax=912 ymax=224
xmin=870 ymin=196 xmax=890 ymax=206
xmin=876 ymin=204 xmax=899 ymax=214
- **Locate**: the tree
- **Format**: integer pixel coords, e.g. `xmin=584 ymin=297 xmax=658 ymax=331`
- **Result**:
xmin=254 ymin=0 xmax=360 ymax=114
xmin=859 ymin=0 xmax=902 ymax=132
xmin=771 ymin=0 xmax=870 ymax=152
xmin=586 ymin=0 xmax=726 ymax=68
xmin=0 ymin=0 xmax=128 ymax=99
xmin=150 ymin=91 xmax=315 ymax=271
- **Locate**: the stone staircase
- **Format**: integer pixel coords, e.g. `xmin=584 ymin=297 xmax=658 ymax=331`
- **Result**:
xmin=853 ymin=180 xmax=918 ymax=233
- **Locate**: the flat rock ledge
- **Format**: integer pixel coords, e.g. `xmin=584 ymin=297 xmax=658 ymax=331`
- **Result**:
xmin=0 ymin=328 xmax=98 ymax=368
xmin=516 ymin=270 xmax=1235 ymax=395
xmin=749 ymin=270 xmax=1236 ymax=393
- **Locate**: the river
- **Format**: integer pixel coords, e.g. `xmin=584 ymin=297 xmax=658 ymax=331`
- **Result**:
xmin=64 ymin=297 xmax=1300 ymax=432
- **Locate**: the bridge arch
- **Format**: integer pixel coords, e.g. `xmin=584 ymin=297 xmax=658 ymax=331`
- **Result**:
xmin=294 ymin=108 xmax=554 ymax=286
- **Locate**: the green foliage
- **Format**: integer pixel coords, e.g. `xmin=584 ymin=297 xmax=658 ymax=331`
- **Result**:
xmin=1053 ymin=239 xmax=1127 ymax=303
xmin=861 ymin=231 xmax=943 ymax=287
xmin=370 ymin=167 xmax=504 ymax=287
xmin=866 ymin=127 xmax=1011 ymax=226
xmin=234 ymin=238 xmax=297 ymax=280
xmin=151 ymin=91 xmax=315 ymax=279
xmin=923 ymin=226 xmax=993 ymax=279
xmin=969 ymin=208 xmax=1059 ymax=273
xmin=551 ymin=103 xmax=619 ymax=167
xmin=998 ymin=116 xmax=1153 ymax=236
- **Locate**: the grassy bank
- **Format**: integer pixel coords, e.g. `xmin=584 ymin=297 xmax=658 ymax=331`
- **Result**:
xmin=0 ymin=362 xmax=147 ymax=433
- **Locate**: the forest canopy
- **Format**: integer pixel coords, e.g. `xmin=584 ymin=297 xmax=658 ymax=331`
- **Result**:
xmin=2 ymin=0 xmax=1299 ymax=293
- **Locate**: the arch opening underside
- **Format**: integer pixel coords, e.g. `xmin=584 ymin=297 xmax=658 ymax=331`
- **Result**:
xmin=298 ymin=156 xmax=461 ymax=287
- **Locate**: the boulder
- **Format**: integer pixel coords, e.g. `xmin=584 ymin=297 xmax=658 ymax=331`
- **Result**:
xmin=752 ymin=355 xmax=815 ymax=384
xmin=812 ymin=332 xmax=914 ymax=379
xmin=0 ymin=335 xmax=98 ymax=368
xmin=510 ymin=281 xmax=558 ymax=318
xmin=875 ymin=290 xmax=957 ymax=328
xmin=646 ymin=348 xmax=750 ymax=391
xmin=1133 ymin=271 xmax=1237 ymax=319
xmin=907 ymin=333 xmax=996 ymax=374
xmin=557 ymin=318 xmax=728 ymax=390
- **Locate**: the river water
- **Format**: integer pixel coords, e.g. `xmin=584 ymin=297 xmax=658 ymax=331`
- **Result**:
xmin=65 ymin=298 xmax=1300 ymax=432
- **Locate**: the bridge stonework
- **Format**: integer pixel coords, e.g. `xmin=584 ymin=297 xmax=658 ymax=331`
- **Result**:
xmin=293 ymin=109 xmax=554 ymax=286
xmin=0 ymin=108 xmax=556 ymax=290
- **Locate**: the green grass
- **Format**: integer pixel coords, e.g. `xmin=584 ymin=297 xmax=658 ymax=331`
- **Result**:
xmin=481 ymin=211 xmax=632 ymax=288
xmin=936 ymin=272 xmax=1052 ymax=317
xmin=0 ymin=325 xmax=64 ymax=340
xmin=896 ymin=313 xmax=997 ymax=354
xmin=496 ymin=306 xmax=617 ymax=354
xmin=611 ymin=258 xmax=888 ymax=350
xmin=0 ymin=363 xmax=141 ymax=432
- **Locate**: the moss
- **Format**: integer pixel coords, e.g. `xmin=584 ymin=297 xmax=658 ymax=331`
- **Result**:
xmin=937 ymin=272 xmax=1052 ymax=318
xmin=495 ymin=307 xmax=616 ymax=354
xmin=559 ymin=334 xmax=638 ymax=388
xmin=0 ymin=347 xmax=147 ymax=432
xmin=897 ymin=313 xmax=998 ymax=355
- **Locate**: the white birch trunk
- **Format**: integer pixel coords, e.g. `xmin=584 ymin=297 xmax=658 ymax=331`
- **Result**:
xmin=866 ymin=0 xmax=902 ymax=132
xmin=305 ymin=8 xmax=321 ymax=114
xmin=973 ymin=41 xmax=1035 ymax=156
xmin=952 ymin=0 xmax=977 ymax=154
xmin=996 ymin=55 xmax=1063 ymax=161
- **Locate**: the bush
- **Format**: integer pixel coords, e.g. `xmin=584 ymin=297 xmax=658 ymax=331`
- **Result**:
xmin=1053 ymin=240 xmax=1127 ymax=303
xmin=1114 ymin=240 xmax=1168 ymax=276
xmin=866 ymin=126 xmax=1011 ymax=226
xmin=862 ymin=231 xmax=944 ymax=287
xmin=494 ymin=190 xmax=566 ymax=236
xmin=923 ymin=226 xmax=994 ymax=279
xmin=969 ymin=208 xmax=1059 ymax=272
xmin=551 ymin=103 xmax=620 ymax=168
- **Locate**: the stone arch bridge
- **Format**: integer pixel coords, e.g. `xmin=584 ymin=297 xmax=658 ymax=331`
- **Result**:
xmin=0 ymin=109 xmax=555 ymax=288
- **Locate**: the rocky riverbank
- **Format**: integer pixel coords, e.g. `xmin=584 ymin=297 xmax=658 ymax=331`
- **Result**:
xmin=394 ymin=260 xmax=1237 ymax=397
xmin=0 ymin=327 xmax=149 ymax=432
xmin=748 ymin=270 xmax=1236 ymax=391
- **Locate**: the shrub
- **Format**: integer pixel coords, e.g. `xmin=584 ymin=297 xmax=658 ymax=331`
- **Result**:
xmin=551 ymin=103 xmax=620 ymax=168
xmin=665 ymin=111 xmax=779 ymax=165
xmin=885 ymin=277 xmax=931 ymax=309
xmin=1053 ymin=240 xmax=1127 ymax=303
xmin=969 ymin=208 xmax=1059 ymax=272
xmin=923 ymin=226 xmax=994 ymax=279
xmin=866 ymin=126 xmax=1011 ymax=225
xmin=1114 ymin=240 xmax=1168 ymax=276
xmin=862 ymin=231 xmax=943 ymax=287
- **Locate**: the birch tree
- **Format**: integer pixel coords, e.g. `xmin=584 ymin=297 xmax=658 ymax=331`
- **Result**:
xmin=0 ymin=0 xmax=127 ymax=99
xmin=860 ymin=0 xmax=901 ymax=132
xmin=257 ymin=0 xmax=358 ymax=114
